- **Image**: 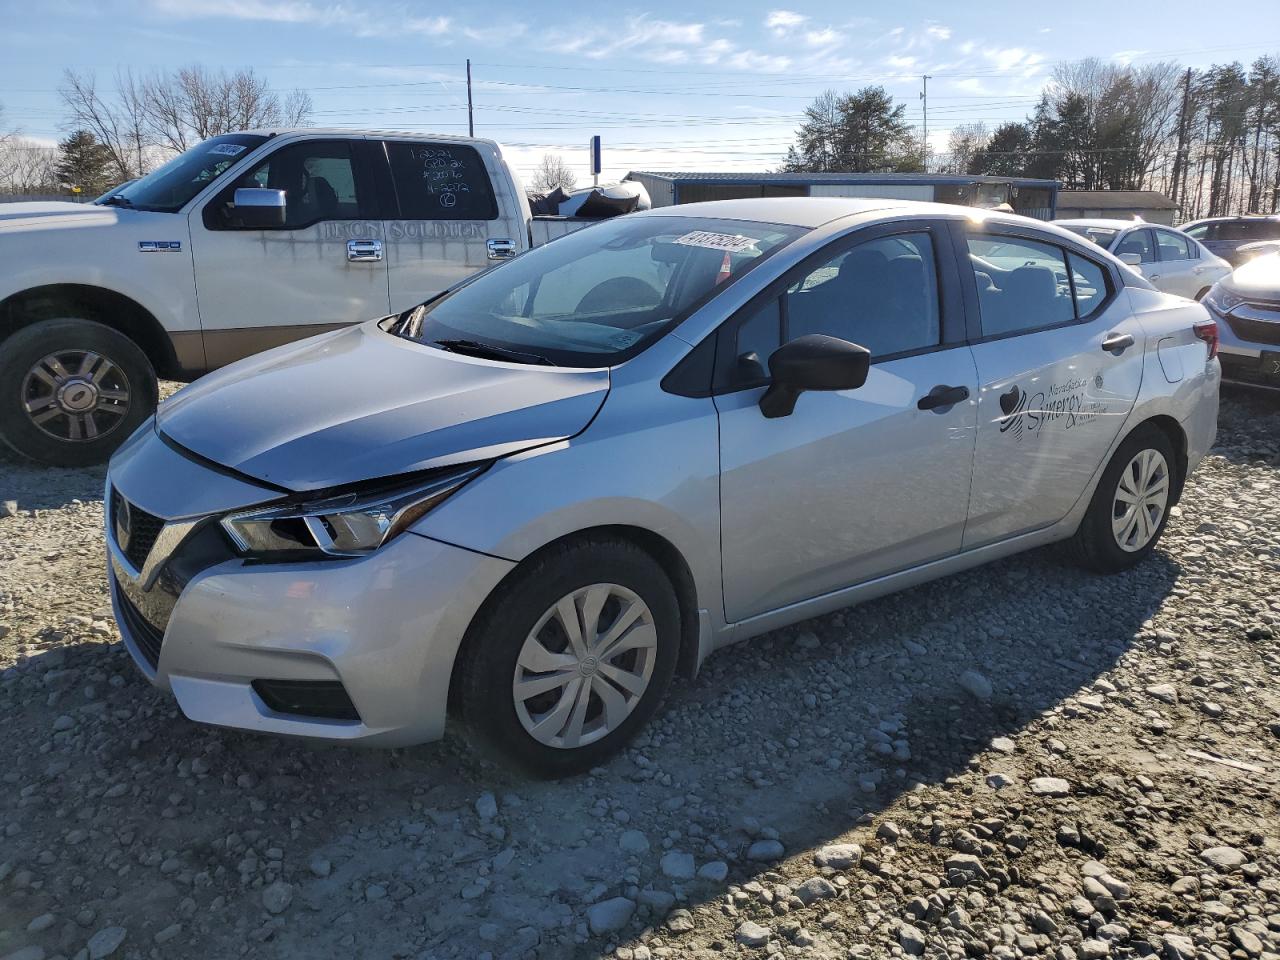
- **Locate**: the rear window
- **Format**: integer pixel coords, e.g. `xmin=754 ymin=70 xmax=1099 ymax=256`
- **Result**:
xmin=1060 ymin=224 xmax=1119 ymax=248
xmin=386 ymin=142 xmax=498 ymax=220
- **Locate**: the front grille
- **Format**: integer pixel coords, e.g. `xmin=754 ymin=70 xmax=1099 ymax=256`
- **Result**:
xmin=252 ymin=680 xmax=361 ymax=722
xmin=1220 ymin=353 xmax=1280 ymax=389
xmin=113 ymin=574 xmax=164 ymax=669
xmin=111 ymin=488 xmax=165 ymax=570
xmin=1224 ymin=306 xmax=1280 ymax=347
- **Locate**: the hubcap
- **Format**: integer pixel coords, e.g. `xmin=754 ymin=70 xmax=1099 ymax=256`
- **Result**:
xmin=513 ymin=583 xmax=658 ymax=750
xmin=1112 ymin=448 xmax=1170 ymax=552
xmin=21 ymin=350 xmax=130 ymax=443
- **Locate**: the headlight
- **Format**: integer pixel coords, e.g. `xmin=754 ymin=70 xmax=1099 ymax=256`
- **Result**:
xmin=221 ymin=464 xmax=485 ymax=559
xmin=1202 ymin=283 xmax=1245 ymax=316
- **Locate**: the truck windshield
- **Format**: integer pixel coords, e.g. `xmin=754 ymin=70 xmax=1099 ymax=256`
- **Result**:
xmin=98 ymin=134 xmax=269 ymax=213
xmin=389 ymin=215 xmax=805 ymax=367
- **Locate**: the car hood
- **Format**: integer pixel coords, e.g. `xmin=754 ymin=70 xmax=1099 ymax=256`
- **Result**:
xmin=158 ymin=323 xmax=610 ymax=492
xmin=1223 ymin=253 xmax=1280 ymax=299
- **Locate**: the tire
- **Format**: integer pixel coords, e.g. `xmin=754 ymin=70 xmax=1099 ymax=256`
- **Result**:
xmin=0 ymin=318 xmax=157 ymax=467
xmin=1068 ymin=425 xmax=1177 ymax=573
xmin=453 ymin=537 xmax=681 ymax=778
xmin=1194 ymin=287 xmax=1211 ymax=301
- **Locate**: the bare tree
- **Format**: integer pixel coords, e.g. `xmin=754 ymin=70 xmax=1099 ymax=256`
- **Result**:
xmin=60 ymin=66 xmax=314 ymax=175
xmin=530 ymin=153 xmax=577 ymax=193
xmin=0 ymin=138 xmax=60 ymax=194
xmin=941 ymin=123 xmax=989 ymax=175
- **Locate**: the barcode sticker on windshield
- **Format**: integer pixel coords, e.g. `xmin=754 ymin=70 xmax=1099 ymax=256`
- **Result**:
xmin=209 ymin=144 xmax=247 ymax=157
xmin=673 ymin=231 xmax=757 ymax=254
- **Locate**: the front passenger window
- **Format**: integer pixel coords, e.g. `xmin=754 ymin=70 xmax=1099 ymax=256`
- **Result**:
xmin=214 ymin=140 xmax=364 ymax=229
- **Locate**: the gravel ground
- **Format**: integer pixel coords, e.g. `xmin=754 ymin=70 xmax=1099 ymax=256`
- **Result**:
xmin=1 ymin=387 xmax=1277 ymax=960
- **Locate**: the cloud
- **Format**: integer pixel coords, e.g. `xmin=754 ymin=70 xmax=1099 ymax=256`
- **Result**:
xmin=765 ymin=10 xmax=807 ymax=35
xmin=148 ymin=0 xmax=453 ymax=38
xmin=925 ymin=23 xmax=951 ymax=41
xmin=803 ymin=27 xmax=843 ymax=48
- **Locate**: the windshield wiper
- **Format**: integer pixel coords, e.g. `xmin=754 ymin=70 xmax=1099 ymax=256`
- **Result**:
xmin=97 ymin=195 xmax=133 ymax=207
xmin=429 ymin=339 xmax=554 ymax=366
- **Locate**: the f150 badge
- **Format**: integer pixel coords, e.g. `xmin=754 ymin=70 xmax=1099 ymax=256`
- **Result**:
xmin=138 ymin=241 xmax=182 ymax=253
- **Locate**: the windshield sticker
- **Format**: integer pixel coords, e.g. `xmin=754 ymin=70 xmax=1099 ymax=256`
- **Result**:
xmin=673 ymin=231 xmax=757 ymax=254
xmin=208 ymin=143 xmax=247 ymax=157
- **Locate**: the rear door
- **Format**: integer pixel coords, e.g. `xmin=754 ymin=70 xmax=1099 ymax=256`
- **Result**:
xmin=190 ymin=135 xmax=389 ymax=369
xmin=715 ymin=221 xmax=978 ymax=622
xmin=961 ymin=226 xmax=1144 ymax=548
xmin=377 ymin=138 xmax=528 ymax=313
xmin=1152 ymin=227 xmax=1204 ymax=298
xmin=1114 ymin=228 xmax=1166 ymax=290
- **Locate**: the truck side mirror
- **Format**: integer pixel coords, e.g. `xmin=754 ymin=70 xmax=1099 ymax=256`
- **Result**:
xmin=232 ymin=188 xmax=287 ymax=228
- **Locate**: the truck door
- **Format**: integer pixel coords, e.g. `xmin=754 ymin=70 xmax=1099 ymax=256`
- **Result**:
xmin=377 ymin=138 xmax=528 ymax=313
xmin=189 ymin=136 xmax=390 ymax=369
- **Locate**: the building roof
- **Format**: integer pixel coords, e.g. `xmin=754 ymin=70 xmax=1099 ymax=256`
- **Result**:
xmin=1057 ymin=190 xmax=1177 ymax=210
xmin=626 ymin=171 xmax=1058 ymax=188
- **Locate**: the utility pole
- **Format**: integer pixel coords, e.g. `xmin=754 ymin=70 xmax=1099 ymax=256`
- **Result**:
xmin=1170 ymin=67 xmax=1192 ymax=209
xmin=466 ymin=59 xmax=474 ymax=137
xmin=920 ymin=75 xmax=931 ymax=172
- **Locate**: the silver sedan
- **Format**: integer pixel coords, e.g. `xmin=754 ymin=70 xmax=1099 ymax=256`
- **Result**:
xmin=105 ymin=198 xmax=1220 ymax=776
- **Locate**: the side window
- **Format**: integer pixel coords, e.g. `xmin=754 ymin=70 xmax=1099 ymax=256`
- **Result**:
xmin=215 ymin=140 xmax=364 ymax=229
xmin=732 ymin=298 xmax=783 ymax=386
xmin=1067 ymin=253 xmax=1110 ymax=317
xmin=785 ymin=233 xmax=941 ymax=357
xmin=965 ymin=235 xmax=1075 ymax=336
xmin=1114 ymin=229 xmax=1157 ymax=263
xmin=1156 ymin=230 xmax=1193 ymax=260
xmin=1183 ymin=223 xmax=1211 ymax=240
xmin=386 ymin=142 xmax=498 ymax=220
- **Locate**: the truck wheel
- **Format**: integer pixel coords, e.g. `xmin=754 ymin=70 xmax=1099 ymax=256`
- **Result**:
xmin=453 ymin=537 xmax=680 ymax=778
xmin=0 ymin=318 xmax=157 ymax=467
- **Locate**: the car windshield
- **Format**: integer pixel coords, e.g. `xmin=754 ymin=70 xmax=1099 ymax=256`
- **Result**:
xmin=97 ymin=133 xmax=268 ymax=213
xmin=1059 ymin=224 xmax=1119 ymax=247
xmin=389 ymin=215 xmax=805 ymax=367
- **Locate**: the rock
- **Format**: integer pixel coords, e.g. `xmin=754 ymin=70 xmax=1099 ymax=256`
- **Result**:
xmin=1030 ymin=777 xmax=1071 ymax=797
xmin=944 ymin=854 xmax=988 ymax=880
xmin=660 ymin=851 xmax=695 ymax=881
xmin=665 ymin=909 xmax=695 ymax=933
xmin=813 ymin=843 xmax=861 ymax=869
xmin=793 ymin=876 xmax=837 ymax=905
xmin=87 ymin=926 xmax=127 ymax=959
xmin=735 ymin=920 xmax=772 ymax=947
xmin=638 ymin=889 xmax=676 ymax=913
xmin=1145 ymin=683 xmax=1178 ymax=704
xmin=0 ymin=500 xmax=17 ymax=519
xmin=990 ymin=736 xmax=1016 ymax=753
xmin=1199 ymin=846 xmax=1247 ymax=871
xmin=959 ymin=670 xmax=993 ymax=701
xmin=261 ymin=881 xmax=293 ymax=915
xmin=876 ymin=821 xmax=901 ymax=842
xmin=1079 ymin=939 xmax=1110 ymax=959
xmin=1162 ymin=934 xmax=1196 ymax=959
xmin=585 ymin=897 xmax=635 ymax=935
xmin=153 ymin=924 xmax=182 ymax=945
xmin=309 ymin=856 xmax=331 ymax=878
xmin=1199 ymin=701 xmax=1223 ymax=718
xmin=2 ymin=948 xmax=45 ymax=960
xmin=746 ymin=839 xmax=784 ymax=861
xmin=697 ymin=860 xmax=728 ymax=882
xmin=26 ymin=914 xmax=55 ymax=932
xmin=898 ymin=923 xmax=927 ymax=956
xmin=52 ymin=715 xmax=75 ymax=732
xmin=986 ymin=772 xmax=1017 ymax=789
xmin=1229 ymin=926 xmax=1263 ymax=956
xmin=475 ymin=792 xmax=498 ymax=821
xmin=618 ymin=830 xmax=650 ymax=854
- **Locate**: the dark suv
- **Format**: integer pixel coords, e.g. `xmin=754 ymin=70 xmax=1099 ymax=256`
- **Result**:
xmin=1181 ymin=216 xmax=1280 ymax=266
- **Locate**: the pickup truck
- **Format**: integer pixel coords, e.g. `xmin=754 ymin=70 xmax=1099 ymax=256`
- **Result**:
xmin=0 ymin=129 xmax=599 ymax=466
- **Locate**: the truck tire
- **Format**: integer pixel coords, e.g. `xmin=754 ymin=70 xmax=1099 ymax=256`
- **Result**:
xmin=0 ymin=318 xmax=157 ymax=468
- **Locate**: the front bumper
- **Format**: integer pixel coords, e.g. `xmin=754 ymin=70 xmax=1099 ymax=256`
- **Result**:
xmin=109 ymin=532 xmax=513 ymax=745
xmin=106 ymin=425 xmax=514 ymax=746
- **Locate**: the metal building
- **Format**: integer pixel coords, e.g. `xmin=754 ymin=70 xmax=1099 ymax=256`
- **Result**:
xmin=623 ymin=171 xmax=1060 ymax=220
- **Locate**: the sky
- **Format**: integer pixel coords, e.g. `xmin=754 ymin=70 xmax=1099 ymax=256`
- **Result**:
xmin=2 ymin=0 xmax=1278 ymax=186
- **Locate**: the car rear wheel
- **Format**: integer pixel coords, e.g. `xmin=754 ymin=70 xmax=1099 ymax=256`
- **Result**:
xmin=453 ymin=537 xmax=680 ymax=778
xmin=1068 ymin=425 xmax=1177 ymax=573
xmin=0 ymin=318 xmax=156 ymax=467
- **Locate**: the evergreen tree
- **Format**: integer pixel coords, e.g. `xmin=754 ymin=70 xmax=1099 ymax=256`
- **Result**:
xmin=55 ymin=129 xmax=114 ymax=195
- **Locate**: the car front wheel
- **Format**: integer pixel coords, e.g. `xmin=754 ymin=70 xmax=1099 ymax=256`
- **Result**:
xmin=1069 ymin=425 xmax=1177 ymax=573
xmin=453 ymin=537 xmax=680 ymax=778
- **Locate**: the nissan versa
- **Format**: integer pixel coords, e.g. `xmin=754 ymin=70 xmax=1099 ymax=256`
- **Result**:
xmin=105 ymin=198 xmax=1220 ymax=776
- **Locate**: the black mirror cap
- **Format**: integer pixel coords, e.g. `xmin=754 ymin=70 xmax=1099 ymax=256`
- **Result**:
xmin=759 ymin=334 xmax=870 ymax=419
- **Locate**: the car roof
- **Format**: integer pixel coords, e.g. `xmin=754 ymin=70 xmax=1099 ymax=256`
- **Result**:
xmin=1054 ymin=218 xmax=1145 ymax=230
xmin=643 ymin=196 xmax=1059 ymax=230
xmin=1182 ymin=214 xmax=1280 ymax=226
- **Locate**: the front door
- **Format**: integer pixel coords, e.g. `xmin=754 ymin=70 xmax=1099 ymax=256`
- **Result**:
xmin=962 ymin=229 xmax=1145 ymax=548
xmin=716 ymin=224 xmax=978 ymax=623
xmin=378 ymin=138 xmax=526 ymax=313
xmin=1151 ymin=227 xmax=1203 ymax=298
xmin=190 ymin=136 xmax=389 ymax=369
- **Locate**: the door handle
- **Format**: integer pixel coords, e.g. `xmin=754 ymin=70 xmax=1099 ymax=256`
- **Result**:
xmin=917 ymin=384 xmax=970 ymax=411
xmin=347 ymin=239 xmax=383 ymax=262
xmin=487 ymin=238 xmax=518 ymax=260
xmin=1101 ymin=332 xmax=1135 ymax=355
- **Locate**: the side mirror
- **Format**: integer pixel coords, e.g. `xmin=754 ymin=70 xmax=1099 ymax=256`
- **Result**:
xmin=759 ymin=334 xmax=871 ymax=419
xmin=232 ymin=187 xmax=286 ymax=228
xmin=1119 ymin=252 xmax=1142 ymax=266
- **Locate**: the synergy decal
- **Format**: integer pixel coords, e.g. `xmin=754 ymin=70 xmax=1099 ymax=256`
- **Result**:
xmin=997 ymin=375 xmax=1105 ymax=440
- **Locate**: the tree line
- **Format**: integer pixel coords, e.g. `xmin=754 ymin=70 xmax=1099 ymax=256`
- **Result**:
xmin=786 ymin=54 xmax=1280 ymax=219
xmin=0 ymin=66 xmax=311 ymax=198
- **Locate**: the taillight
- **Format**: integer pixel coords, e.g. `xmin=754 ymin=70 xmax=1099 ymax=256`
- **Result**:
xmin=1193 ymin=320 xmax=1219 ymax=360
